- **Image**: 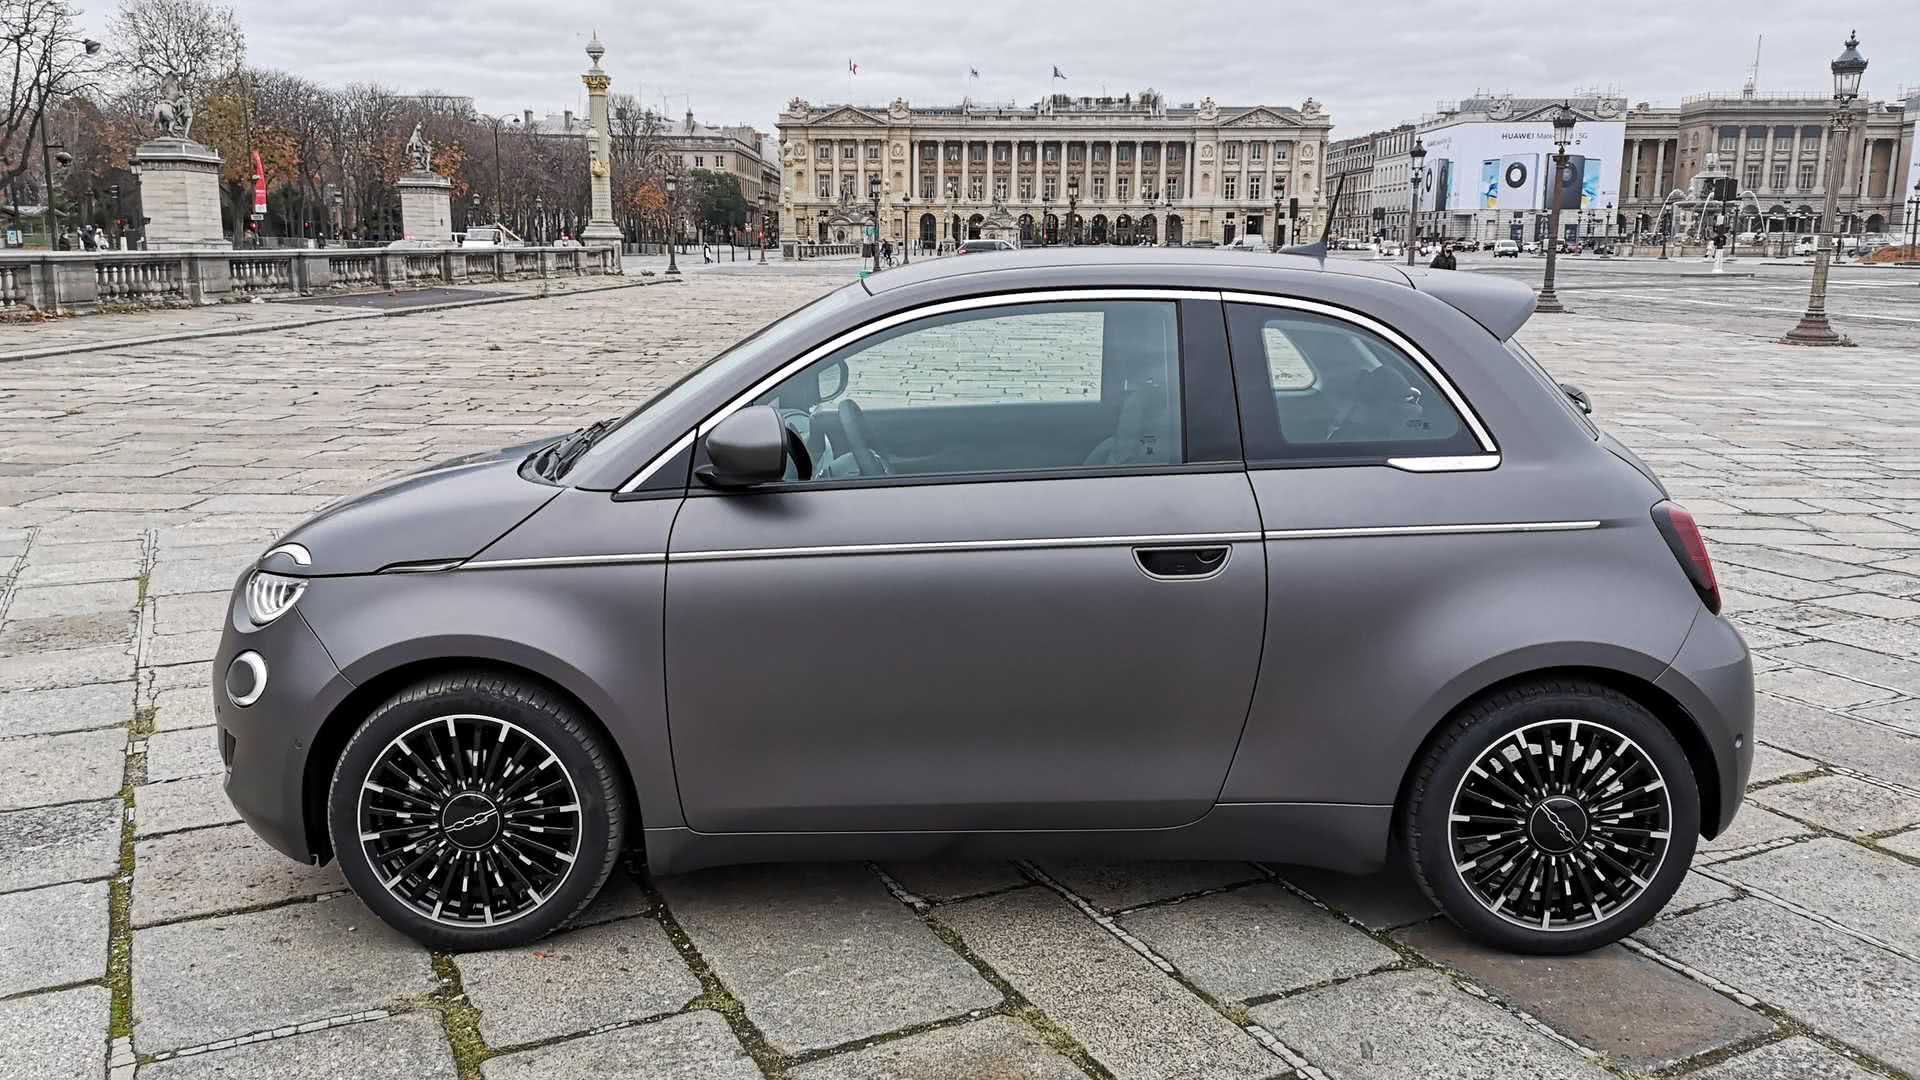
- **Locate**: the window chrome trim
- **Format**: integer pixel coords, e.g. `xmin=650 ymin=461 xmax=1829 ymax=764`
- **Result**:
xmin=672 ymin=531 xmax=1262 ymax=564
xmin=1263 ymin=520 xmax=1600 ymax=541
xmin=619 ymin=288 xmax=1223 ymax=493
xmin=1386 ymin=454 xmax=1502 ymax=473
xmin=622 ymin=429 xmax=695 ymax=492
xmin=458 ymin=553 xmax=668 ymax=571
xmin=1219 ymin=290 xmax=1499 ymax=455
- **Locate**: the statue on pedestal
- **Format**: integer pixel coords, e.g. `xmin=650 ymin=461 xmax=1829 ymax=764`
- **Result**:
xmin=405 ymin=123 xmax=434 ymax=175
xmin=149 ymin=76 xmax=195 ymax=140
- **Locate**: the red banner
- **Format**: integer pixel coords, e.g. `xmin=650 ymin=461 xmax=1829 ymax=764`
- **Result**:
xmin=252 ymin=150 xmax=267 ymax=215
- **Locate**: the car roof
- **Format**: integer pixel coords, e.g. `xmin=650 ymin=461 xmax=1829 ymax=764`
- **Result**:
xmin=860 ymin=246 xmax=1537 ymax=341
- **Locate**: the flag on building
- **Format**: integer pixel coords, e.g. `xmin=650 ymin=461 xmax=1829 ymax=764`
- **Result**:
xmin=1052 ymin=66 xmax=1067 ymax=80
xmin=970 ymin=67 xmax=980 ymax=78
xmin=849 ymin=59 xmax=858 ymax=74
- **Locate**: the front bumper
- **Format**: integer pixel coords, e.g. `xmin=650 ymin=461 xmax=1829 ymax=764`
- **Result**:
xmin=212 ymin=572 xmax=357 ymax=865
xmin=1655 ymin=611 xmax=1755 ymax=837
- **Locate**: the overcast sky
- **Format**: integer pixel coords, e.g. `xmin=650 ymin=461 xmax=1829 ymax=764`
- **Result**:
xmin=102 ymin=0 xmax=1920 ymax=137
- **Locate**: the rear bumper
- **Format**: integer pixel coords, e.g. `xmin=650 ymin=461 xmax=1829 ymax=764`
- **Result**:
xmin=212 ymin=576 xmax=357 ymax=865
xmin=1655 ymin=611 xmax=1755 ymax=837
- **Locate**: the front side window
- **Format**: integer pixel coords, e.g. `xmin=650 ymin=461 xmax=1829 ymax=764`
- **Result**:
xmin=750 ymin=301 xmax=1184 ymax=482
xmin=1226 ymin=304 xmax=1481 ymax=463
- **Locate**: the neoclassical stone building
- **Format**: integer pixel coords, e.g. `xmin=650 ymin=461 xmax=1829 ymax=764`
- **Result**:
xmin=776 ymin=91 xmax=1332 ymax=251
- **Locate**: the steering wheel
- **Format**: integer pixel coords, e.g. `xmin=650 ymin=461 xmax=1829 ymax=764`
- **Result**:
xmin=836 ymin=399 xmax=891 ymax=476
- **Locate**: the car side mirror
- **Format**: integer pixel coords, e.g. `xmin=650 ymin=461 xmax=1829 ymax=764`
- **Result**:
xmin=696 ymin=406 xmax=789 ymax=488
xmin=1558 ymin=382 xmax=1593 ymax=415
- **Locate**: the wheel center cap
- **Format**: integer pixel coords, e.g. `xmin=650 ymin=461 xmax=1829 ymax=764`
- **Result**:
xmin=440 ymin=792 xmax=501 ymax=850
xmin=1527 ymin=797 xmax=1589 ymax=854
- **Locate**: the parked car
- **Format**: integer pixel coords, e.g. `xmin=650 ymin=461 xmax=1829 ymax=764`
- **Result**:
xmin=956 ymin=238 xmax=1018 ymax=255
xmin=1522 ymin=241 xmax=1541 ymax=254
xmin=1224 ymin=233 xmax=1271 ymax=252
xmin=459 ymin=225 xmax=524 ymax=248
xmin=1792 ymin=236 xmax=1817 ymax=256
xmin=215 ymin=247 xmax=1751 ymax=956
xmin=1493 ymin=240 xmax=1520 ymax=258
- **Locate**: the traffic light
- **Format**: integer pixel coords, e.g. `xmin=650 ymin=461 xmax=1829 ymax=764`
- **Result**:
xmin=1289 ymin=197 xmax=1298 ymax=221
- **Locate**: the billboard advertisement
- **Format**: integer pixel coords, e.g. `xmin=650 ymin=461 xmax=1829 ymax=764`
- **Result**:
xmin=1416 ymin=120 xmax=1626 ymax=214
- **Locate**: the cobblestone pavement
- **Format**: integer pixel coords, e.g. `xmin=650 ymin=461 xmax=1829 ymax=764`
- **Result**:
xmin=3 ymin=258 xmax=1919 ymax=1079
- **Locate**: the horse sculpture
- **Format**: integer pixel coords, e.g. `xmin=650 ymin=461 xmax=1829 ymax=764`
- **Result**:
xmin=149 ymin=78 xmax=194 ymax=140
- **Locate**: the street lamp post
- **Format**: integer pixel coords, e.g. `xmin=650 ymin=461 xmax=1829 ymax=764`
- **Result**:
xmin=1786 ymin=31 xmax=1867 ymax=346
xmin=1405 ymin=137 xmax=1425 ymax=267
xmin=533 ymin=195 xmax=545 ymax=245
xmin=1272 ymin=194 xmax=1283 ymax=252
xmin=1066 ymin=177 xmax=1079 ymax=246
xmin=1907 ymin=178 xmax=1920 ymax=255
xmin=1535 ymin=103 xmax=1579 ymax=314
xmin=868 ymin=173 xmax=882 ymax=274
xmin=759 ymin=191 xmax=770 ymax=265
xmin=663 ymin=175 xmax=679 ymax=275
xmin=899 ymin=193 xmax=911 ymax=266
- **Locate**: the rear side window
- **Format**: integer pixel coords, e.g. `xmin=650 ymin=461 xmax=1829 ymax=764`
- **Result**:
xmin=1225 ymin=303 xmax=1485 ymax=463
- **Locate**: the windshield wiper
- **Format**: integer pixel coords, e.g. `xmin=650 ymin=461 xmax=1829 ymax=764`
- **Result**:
xmin=548 ymin=417 xmax=617 ymax=479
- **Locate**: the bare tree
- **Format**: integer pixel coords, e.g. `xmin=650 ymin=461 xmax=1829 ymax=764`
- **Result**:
xmin=106 ymin=0 xmax=243 ymax=109
xmin=1 ymin=0 xmax=105 ymax=195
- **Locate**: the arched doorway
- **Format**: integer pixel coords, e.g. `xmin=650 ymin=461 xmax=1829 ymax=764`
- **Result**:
xmin=1223 ymin=220 xmax=1237 ymax=245
xmin=1067 ymin=213 xmax=1083 ymax=244
xmin=1166 ymin=214 xmax=1183 ymax=245
xmin=1090 ymin=215 xmax=1108 ymax=244
xmin=1018 ymin=214 xmax=1034 ymax=244
xmin=919 ymin=213 xmax=936 ymax=249
xmin=1114 ymin=214 xmax=1132 ymax=245
xmin=1043 ymin=213 xmax=1059 ymax=244
xmin=1867 ymin=213 xmax=1885 ymax=233
xmin=817 ymin=220 xmax=830 ymax=243
xmin=1138 ymin=214 xmax=1157 ymax=245
xmin=968 ymin=214 xmax=984 ymax=239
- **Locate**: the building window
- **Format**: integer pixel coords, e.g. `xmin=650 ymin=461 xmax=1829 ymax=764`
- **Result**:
xmin=817 ymin=175 xmax=832 ymax=198
xmin=946 ymin=145 xmax=961 ymax=163
xmin=1019 ymin=177 xmax=1033 ymax=200
xmin=945 ymin=177 xmax=959 ymax=200
xmin=1020 ymin=145 xmax=1034 ymax=162
xmin=995 ymin=145 xmax=1009 ymax=162
xmin=1250 ymin=142 xmax=1263 ymax=162
xmin=1798 ymin=162 xmax=1815 ymax=190
xmin=1273 ymin=143 xmax=1289 ymax=161
xmin=816 ymin=144 xmax=832 ymax=161
xmin=921 ymin=178 xmax=935 ymax=200
xmin=968 ymin=177 xmax=983 ymax=201
xmin=1249 ymin=175 xmax=1263 ymax=201
xmin=1718 ymin=135 xmax=1736 ymax=154
xmin=1771 ymin=163 xmax=1788 ymax=191
xmin=1069 ymin=147 xmax=1083 ymax=164
xmin=694 ymin=156 xmax=704 ymax=168
xmin=1168 ymin=144 xmax=1183 ymax=162
xmin=1224 ymin=175 xmax=1237 ymax=200
xmin=1044 ymin=144 xmax=1058 ymax=162
xmin=993 ymin=178 xmax=1007 ymax=201
xmin=1225 ymin=143 xmax=1240 ymax=162
xmin=843 ymin=144 xmax=856 ymax=160
xmin=1093 ymin=145 xmax=1106 ymax=162
xmin=840 ymin=173 xmax=855 ymax=196
xmin=715 ymin=155 xmax=727 ymax=170
xmin=1092 ymin=176 xmax=1105 ymax=200
xmin=1043 ymin=178 xmax=1057 ymax=201
xmin=1119 ymin=144 xmax=1133 ymax=163
xmin=971 ymin=144 xmax=986 ymax=162
xmin=1117 ymin=176 xmax=1129 ymax=202
xmin=1801 ymin=134 xmax=1819 ymax=154
xmin=1274 ymin=175 xmax=1285 ymax=198
xmin=1744 ymin=163 xmax=1760 ymax=190
xmin=1167 ymin=179 xmax=1182 ymax=200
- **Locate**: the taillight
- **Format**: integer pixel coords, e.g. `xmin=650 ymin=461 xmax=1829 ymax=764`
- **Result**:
xmin=1651 ymin=501 xmax=1720 ymax=613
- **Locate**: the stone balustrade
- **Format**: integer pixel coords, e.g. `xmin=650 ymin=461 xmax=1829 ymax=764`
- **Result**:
xmin=0 ymin=244 xmax=623 ymax=314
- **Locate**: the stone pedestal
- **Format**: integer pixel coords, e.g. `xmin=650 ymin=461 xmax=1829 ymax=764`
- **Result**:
xmin=397 ymin=174 xmax=453 ymax=242
xmin=133 ymin=138 xmax=227 ymax=250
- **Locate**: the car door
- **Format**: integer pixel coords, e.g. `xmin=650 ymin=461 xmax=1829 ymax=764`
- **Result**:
xmin=663 ymin=294 xmax=1266 ymax=834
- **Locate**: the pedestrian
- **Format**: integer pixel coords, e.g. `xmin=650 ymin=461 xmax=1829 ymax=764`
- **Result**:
xmin=881 ymin=238 xmax=893 ymax=267
xmin=1429 ymin=244 xmax=1456 ymax=270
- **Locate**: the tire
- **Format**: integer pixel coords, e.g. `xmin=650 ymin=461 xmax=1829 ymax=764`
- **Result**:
xmin=327 ymin=670 xmax=627 ymax=951
xmin=1402 ymin=679 xmax=1698 ymax=955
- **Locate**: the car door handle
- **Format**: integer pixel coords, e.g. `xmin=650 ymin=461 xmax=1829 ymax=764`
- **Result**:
xmin=1134 ymin=545 xmax=1231 ymax=580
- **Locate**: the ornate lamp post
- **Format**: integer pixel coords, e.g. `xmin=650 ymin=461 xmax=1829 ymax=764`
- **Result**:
xmin=759 ymin=191 xmax=770 ymax=264
xmin=1907 ymin=177 xmax=1919 ymax=254
xmin=867 ymin=173 xmax=882 ymax=273
xmin=1786 ymin=31 xmax=1867 ymax=346
xmin=1534 ymin=104 xmax=1578 ymax=313
xmin=899 ymin=192 xmax=912 ymax=266
xmin=1038 ymin=198 xmax=1050 ymax=246
xmin=533 ymin=194 xmax=545 ymax=245
xmin=663 ymin=175 xmax=679 ymax=276
xmin=1272 ymin=193 xmax=1283 ymax=253
xmin=1405 ymin=137 xmax=1424 ymax=266
xmin=1066 ymin=177 xmax=1079 ymax=246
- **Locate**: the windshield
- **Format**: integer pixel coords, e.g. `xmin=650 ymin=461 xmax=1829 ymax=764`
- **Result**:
xmin=563 ymin=281 xmax=869 ymax=474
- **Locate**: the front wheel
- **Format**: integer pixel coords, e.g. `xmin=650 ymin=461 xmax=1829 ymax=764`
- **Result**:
xmin=327 ymin=671 xmax=627 ymax=951
xmin=1402 ymin=680 xmax=1698 ymax=954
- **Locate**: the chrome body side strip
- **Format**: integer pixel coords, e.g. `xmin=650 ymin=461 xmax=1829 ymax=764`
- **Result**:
xmin=1263 ymin=520 xmax=1601 ymax=541
xmin=1386 ymin=454 xmax=1502 ymax=473
xmin=459 ymin=553 xmax=668 ymax=571
xmin=671 ymin=531 xmax=1265 ymax=564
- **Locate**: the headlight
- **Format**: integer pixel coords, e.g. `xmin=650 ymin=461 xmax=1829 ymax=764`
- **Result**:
xmin=244 ymin=571 xmax=307 ymax=626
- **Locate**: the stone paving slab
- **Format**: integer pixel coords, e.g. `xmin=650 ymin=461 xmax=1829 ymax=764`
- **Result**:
xmin=940 ymin=885 xmax=1276 ymax=1080
xmin=0 ymin=680 xmax=132 ymax=738
xmin=879 ymin=860 xmax=1029 ymax=902
xmin=1118 ymin=882 xmax=1398 ymax=1002
xmin=0 ymin=879 xmax=109 ymax=996
xmin=6 ymin=727 xmax=126 ymax=811
xmin=1708 ymin=838 xmax=1920 ymax=955
xmin=0 ymin=797 xmax=122 ymax=892
xmin=787 ymin=1015 xmax=1085 ymax=1080
xmin=138 ymin=1013 xmax=457 ymax=1080
xmin=132 ymin=895 xmax=435 ymax=1053
xmin=477 ymin=1011 xmax=760 ymax=1080
xmin=1271 ymin=863 xmax=1437 ymax=930
xmin=457 ymin=915 xmax=699 ymax=1048
xmin=6 ymin=580 xmax=138 ymax=621
xmin=1689 ymin=1035 xmax=1881 ymax=1079
xmin=0 ymin=984 xmax=109 ymax=1080
xmin=150 ymin=685 xmax=215 ymax=732
xmin=134 ymin=775 xmax=239 ymax=837
xmin=1030 ymin=860 xmax=1263 ymax=912
xmin=0 ymin=643 xmax=132 ymax=693
xmin=141 ymin=727 xmax=220 ymax=783
xmin=1637 ymin=899 xmax=1920 ymax=1074
xmin=656 ymin=864 xmax=999 ymax=1054
xmin=1249 ymin=969 xmax=1612 ymax=1080
xmin=1395 ymin=920 xmax=1774 ymax=1070
xmin=1696 ymin=806 xmax=1810 ymax=859
xmin=1750 ymin=774 xmax=1920 ymax=836
xmin=132 ymin=823 xmax=344 ymax=927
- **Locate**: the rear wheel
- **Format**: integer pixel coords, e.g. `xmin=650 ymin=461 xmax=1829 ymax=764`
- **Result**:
xmin=1402 ymin=680 xmax=1698 ymax=954
xmin=327 ymin=671 xmax=626 ymax=951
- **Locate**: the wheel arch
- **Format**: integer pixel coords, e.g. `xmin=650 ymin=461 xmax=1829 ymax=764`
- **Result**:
xmin=1391 ymin=664 xmax=1723 ymax=841
xmin=300 ymin=656 xmax=643 ymax=864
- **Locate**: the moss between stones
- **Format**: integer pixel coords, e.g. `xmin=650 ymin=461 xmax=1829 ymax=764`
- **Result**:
xmin=106 ymin=784 xmax=137 ymax=1040
xmin=428 ymin=954 xmax=491 ymax=1080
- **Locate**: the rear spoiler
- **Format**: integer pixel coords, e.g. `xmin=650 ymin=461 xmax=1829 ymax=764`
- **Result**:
xmin=1405 ymin=271 xmax=1537 ymax=341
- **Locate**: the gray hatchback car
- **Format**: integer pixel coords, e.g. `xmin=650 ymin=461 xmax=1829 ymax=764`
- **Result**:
xmin=214 ymin=249 xmax=1752 ymax=955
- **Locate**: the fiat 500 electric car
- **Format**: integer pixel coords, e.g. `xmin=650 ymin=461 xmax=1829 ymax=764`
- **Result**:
xmin=214 ymin=248 xmax=1752 ymax=955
